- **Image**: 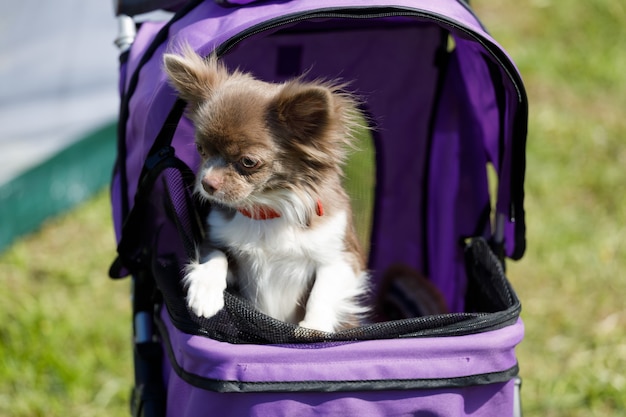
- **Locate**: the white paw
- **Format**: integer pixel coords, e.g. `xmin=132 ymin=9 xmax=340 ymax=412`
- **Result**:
xmin=298 ymin=317 xmax=337 ymax=333
xmin=183 ymin=251 xmax=229 ymax=318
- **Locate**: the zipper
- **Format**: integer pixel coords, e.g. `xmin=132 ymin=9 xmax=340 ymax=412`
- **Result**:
xmin=215 ymin=6 xmax=525 ymax=103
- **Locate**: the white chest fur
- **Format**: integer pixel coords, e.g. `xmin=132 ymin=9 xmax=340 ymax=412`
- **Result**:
xmin=207 ymin=209 xmax=350 ymax=323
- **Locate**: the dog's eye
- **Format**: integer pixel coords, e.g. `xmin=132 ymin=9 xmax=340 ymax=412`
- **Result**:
xmin=239 ymin=156 xmax=260 ymax=170
xmin=195 ymin=143 xmax=206 ymax=157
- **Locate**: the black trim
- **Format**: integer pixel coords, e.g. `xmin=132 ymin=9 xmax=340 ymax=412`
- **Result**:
xmin=111 ymin=100 xmax=192 ymax=278
xmin=215 ymin=0 xmax=258 ymax=7
xmin=155 ymin=237 xmax=520 ymax=345
xmin=155 ymin=310 xmax=519 ymax=394
xmin=169 ymin=304 xmax=521 ymax=344
xmin=509 ymin=101 xmax=528 ymax=260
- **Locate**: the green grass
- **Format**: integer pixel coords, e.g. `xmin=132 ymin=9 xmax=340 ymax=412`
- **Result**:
xmin=344 ymin=125 xmax=376 ymax=253
xmin=2 ymin=1 xmax=625 ymax=415
xmin=0 ymin=191 xmax=131 ymax=417
xmin=475 ymin=0 xmax=626 ymax=415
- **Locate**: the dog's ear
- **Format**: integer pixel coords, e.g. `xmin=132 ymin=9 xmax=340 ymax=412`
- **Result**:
xmin=269 ymin=82 xmax=331 ymax=141
xmin=163 ymin=46 xmax=227 ymax=105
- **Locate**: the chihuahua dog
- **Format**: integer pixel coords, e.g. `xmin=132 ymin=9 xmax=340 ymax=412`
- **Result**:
xmin=163 ymin=46 xmax=369 ymax=332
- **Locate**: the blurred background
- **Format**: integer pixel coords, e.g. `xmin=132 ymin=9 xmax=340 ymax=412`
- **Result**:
xmin=1 ymin=0 xmax=625 ymax=416
xmin=0 ymin=1 xmax=118 ymax=251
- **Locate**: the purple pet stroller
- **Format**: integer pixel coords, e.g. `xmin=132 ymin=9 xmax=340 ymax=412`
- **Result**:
xmin=110 ymin=0 xmax=528 ymax=416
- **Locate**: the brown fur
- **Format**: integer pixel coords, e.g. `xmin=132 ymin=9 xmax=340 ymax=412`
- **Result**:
xmin=163 ymin=47 xmax=363 ymax=249
xmin=163 ymin=46 xmax=368 ymax=330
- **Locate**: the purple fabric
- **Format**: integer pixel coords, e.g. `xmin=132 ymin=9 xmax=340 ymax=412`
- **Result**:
xmin=427 ymin=50 xmax=497 ymax=311
xmin=160 ymin=308 xmax=523 ymax=416
xmin=162 ymin=309 xmax=522 ymax=383
xmin=114 ymin=3 xmax=527 ymax=415
xmin=115 ymin=1 xmax=526 ymax=310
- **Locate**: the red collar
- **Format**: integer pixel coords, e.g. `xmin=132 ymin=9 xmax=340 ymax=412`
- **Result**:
xmin=238 ymin=199 xmax=324 ymax=220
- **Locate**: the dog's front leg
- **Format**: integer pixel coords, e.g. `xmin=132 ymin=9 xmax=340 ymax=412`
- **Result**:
xmin=299 ymin=260 xmax=365 ymax=333
xmin=183 ymin=248 xmax=231 ymax=318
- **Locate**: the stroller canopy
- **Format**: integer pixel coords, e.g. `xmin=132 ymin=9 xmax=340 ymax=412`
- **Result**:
xmin=112 ymin=2 xmax=528 ymax=415
xmin=114 ymin=0 xmax=527 ymax=312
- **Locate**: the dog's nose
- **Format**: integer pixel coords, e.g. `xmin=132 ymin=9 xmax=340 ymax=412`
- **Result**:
xmin=201 ymin=175 xmax=222 ymax=194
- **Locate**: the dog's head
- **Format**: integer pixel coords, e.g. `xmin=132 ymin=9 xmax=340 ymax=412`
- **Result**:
xmin=163 ymin=46 xmax=361 ymax=220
